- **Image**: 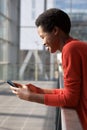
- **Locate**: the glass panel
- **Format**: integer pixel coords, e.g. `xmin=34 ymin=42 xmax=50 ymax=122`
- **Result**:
xmin=0 ymin=40 xmax=8 ymax=61
xmin=0 ymin=40 xmax=4 ymax=61
xmin=53 ymin=0 xmax=87 ymax=41
xmin=0 ymin=64 xmax=4 ymax=79
xmin=7 ymin=63 xmax=19 ymax=80
xmin=0 ymin=15 xmax=8 ymax=40
xmin=0 ymin=0 xmax=4 ymax=13
xmin=0 ymin=63 xmax=19 ymax=80
xmin=71 ymin=26 xmax=87 ymax=41
xmin=54 ymin=0 xmax=87 ymax=13
xmin=0 ymin=0 xmax=7 ymax=15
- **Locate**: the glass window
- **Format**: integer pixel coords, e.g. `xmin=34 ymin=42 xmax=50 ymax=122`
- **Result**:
xmin=0 ymin=39 xmax=8 ymax=61
xmin=0 ymin=15 xmax=8 ymax=40
xmin=53 ymin=0 xmax=87 ymax=41
xmin=0 ymin=64 xmax=4 ymax=79
xmin=0 ymin=40 xmax=4 ymax=61
xmin=0 ymin=0 xmax=7 ymax=15
xmin=0 ymin=0 xmax=4 ymax=13
xmin=54 ymin=0 xmax=87 ymax=13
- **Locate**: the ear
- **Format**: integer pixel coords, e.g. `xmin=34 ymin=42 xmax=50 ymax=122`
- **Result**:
xmin=53 ymin=26 xmax=60 ymax=35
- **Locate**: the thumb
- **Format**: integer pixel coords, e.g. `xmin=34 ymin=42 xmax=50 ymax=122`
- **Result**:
xmin=13 ymin=82 xmax=23 ymax=88
xmin=26 ymin=83 xmax=37 ymax=93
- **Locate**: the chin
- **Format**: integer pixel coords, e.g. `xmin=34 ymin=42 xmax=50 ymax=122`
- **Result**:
xmin=51 ymin=49 xmax=57 ymax=53
xmin=48 ymin=47 xmax=57 ymax=53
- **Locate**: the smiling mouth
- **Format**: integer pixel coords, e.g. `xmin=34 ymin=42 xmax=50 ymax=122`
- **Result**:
xmin=44 ymin=44 xmax=48 ymax=50
xmin=45 ymin=46 xmax=51 ymax=52
xmin=44 ymin=44 xmax=50 ymax=51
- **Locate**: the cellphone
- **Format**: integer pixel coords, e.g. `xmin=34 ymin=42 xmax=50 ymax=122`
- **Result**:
xmin=7 ymin=80 xmax=17 ymax=88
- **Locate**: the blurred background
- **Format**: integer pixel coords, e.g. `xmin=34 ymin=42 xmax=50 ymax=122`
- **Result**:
xmin=0 ymin=0 xmax=87 ymax=81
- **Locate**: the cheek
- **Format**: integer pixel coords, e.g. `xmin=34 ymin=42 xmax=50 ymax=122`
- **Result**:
xmin=49 ymin=37 xmax=56 ymax=47
xmin=43 ymin=38 xmax=47 ymax=44
xmin=51 ymin=39 xmax=58 ymax=52
xmin=47 ymin=36 xmax=54 ymax=45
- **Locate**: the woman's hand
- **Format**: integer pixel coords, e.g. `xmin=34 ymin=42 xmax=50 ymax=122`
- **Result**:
xmin=10 ymin=82 xmax=45 ymax=104
xmin=10 ymin=84 xmax=31 ymax=101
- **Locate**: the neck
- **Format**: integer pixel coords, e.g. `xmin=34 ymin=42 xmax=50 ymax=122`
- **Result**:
xmin=59 ymin=34 xmax=72 ymax=51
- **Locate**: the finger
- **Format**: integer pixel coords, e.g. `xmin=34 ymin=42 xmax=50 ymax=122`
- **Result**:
xmin=10 ymin=86 xmax=19 ymax=97
xmin=10 ymin=86 xmax=19 ymax=91
xmin=23 ymin=85 xmax=27 ymax=89
xmin=13 ymin=82 xmax=22 ymax=88
xmin=12 ymin=90 xmax=17 ymax=94
xmin=26 ymin=84 xmax=37 ymax=92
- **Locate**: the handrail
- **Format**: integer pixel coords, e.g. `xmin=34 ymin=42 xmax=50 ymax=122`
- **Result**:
xmin=56 ymin=71 xmax=83 ymax=130
xmin=61 ymin=108 xmax=83 ymax=130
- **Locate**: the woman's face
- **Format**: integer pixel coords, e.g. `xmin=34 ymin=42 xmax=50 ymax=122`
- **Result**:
xmin=37 ymin=26 xmax=60 ymax=53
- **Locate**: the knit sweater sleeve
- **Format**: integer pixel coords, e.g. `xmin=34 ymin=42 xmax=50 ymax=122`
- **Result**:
xmin=44 ymin=42 xmax=81 ymax=107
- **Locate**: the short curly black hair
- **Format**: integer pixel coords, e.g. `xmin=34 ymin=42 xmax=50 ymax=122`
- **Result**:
xmin=35 ymin=8 xmax=71 ymax=34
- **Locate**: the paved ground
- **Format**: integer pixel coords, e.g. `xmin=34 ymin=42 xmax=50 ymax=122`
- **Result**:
xmin=0 ymin=81 xmax=57 ymax=130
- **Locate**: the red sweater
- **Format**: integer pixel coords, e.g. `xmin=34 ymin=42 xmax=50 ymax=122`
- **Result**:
xmin=44 ymin=39 xmax=87 ymax=130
